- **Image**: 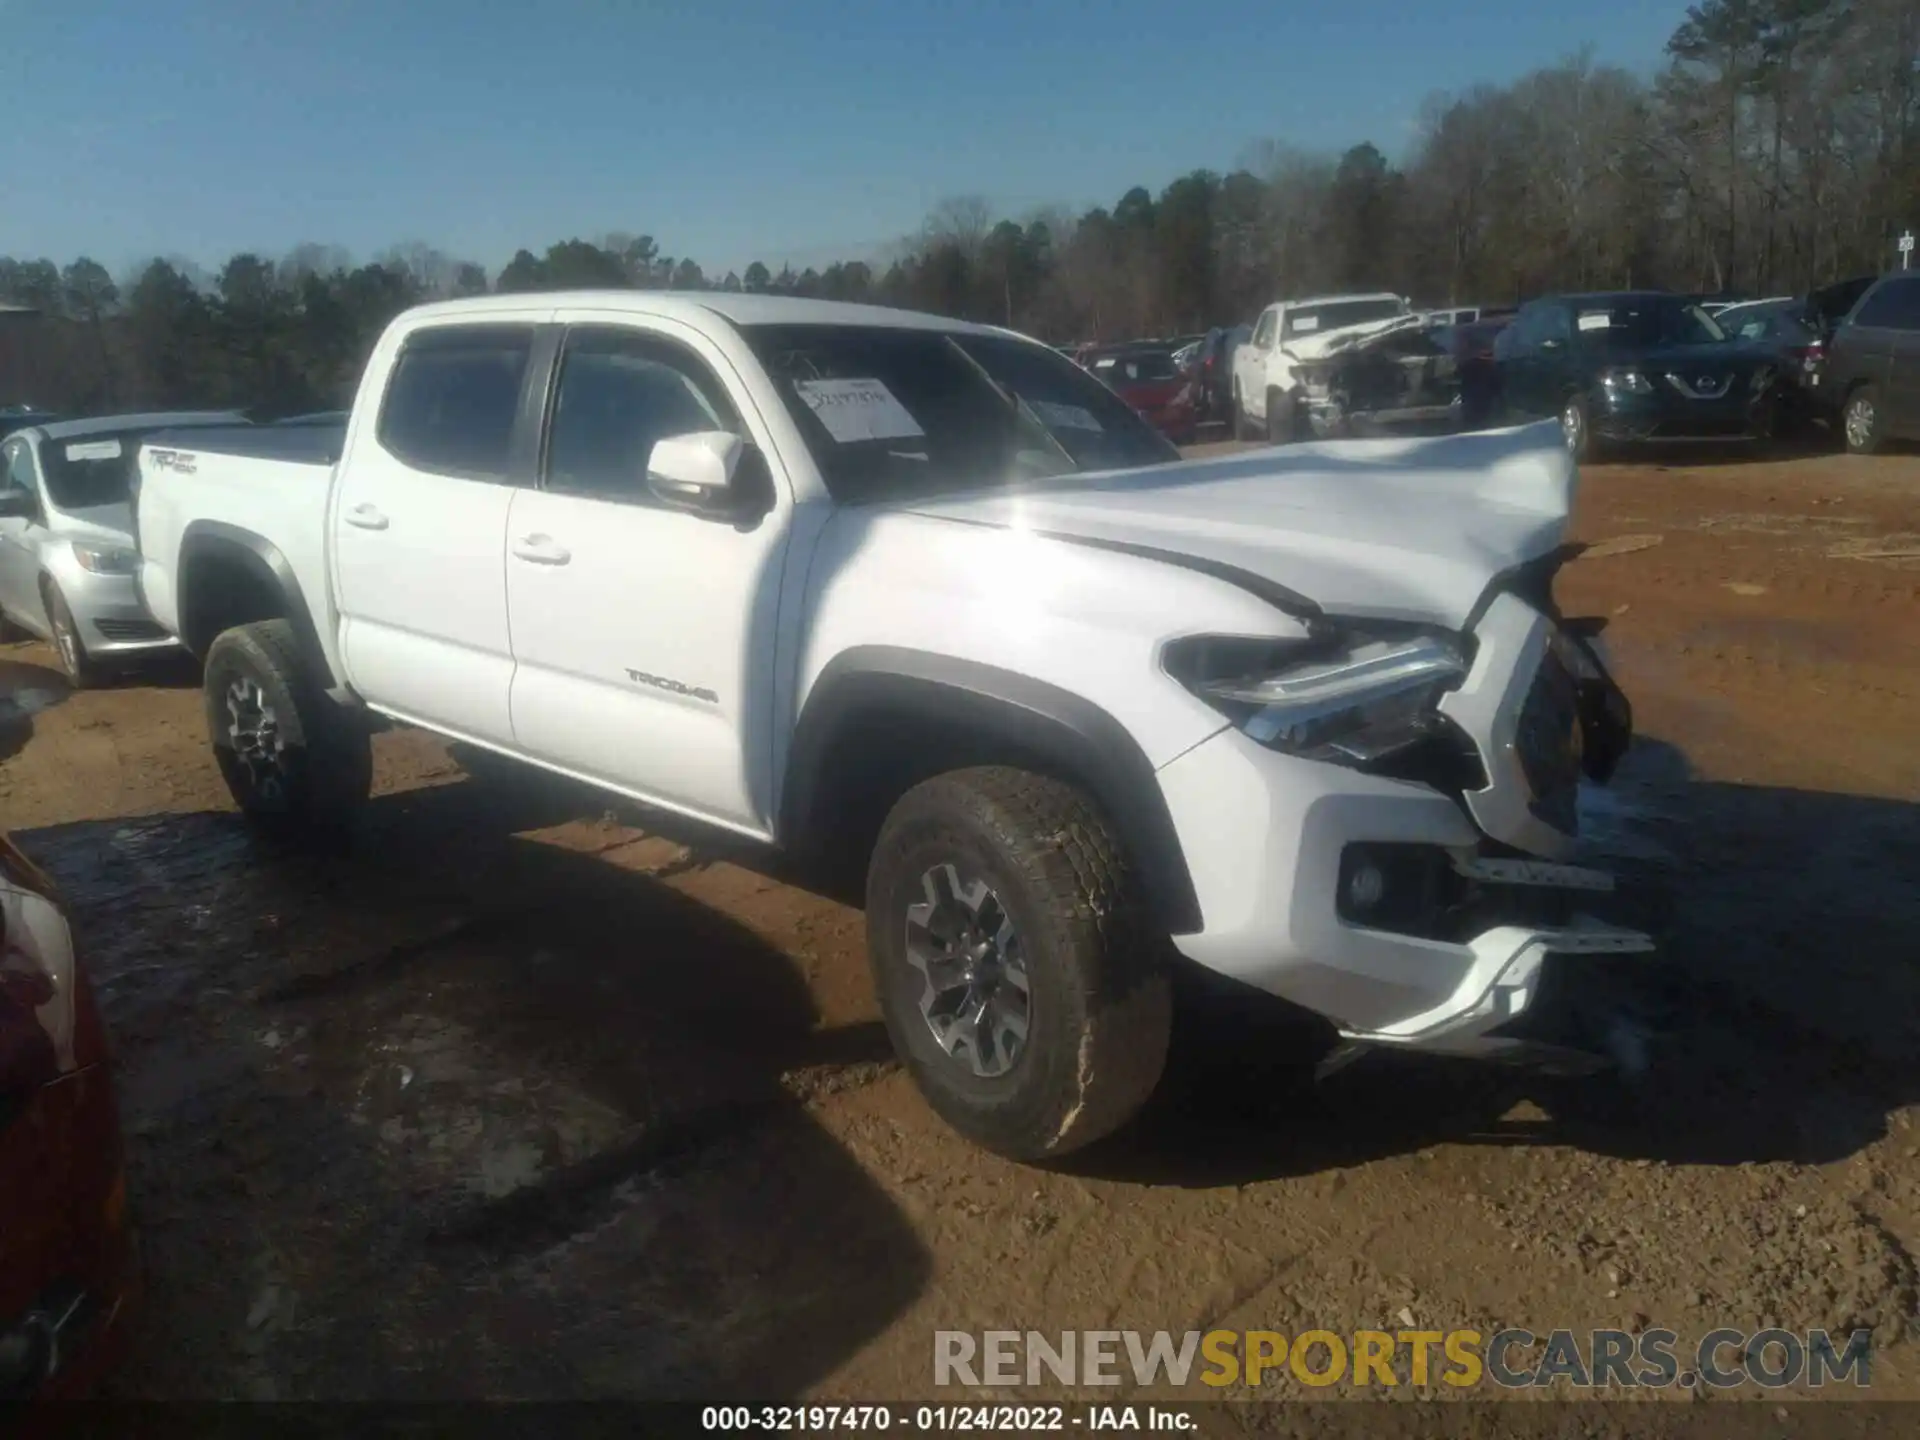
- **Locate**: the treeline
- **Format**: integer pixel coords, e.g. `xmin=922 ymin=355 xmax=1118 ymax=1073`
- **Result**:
xmin=5 ymin=0 xmax=1915 ymax=415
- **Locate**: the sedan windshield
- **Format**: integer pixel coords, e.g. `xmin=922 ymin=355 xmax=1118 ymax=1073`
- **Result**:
xmin=742 ymin=324 xmax=1181 ymax=504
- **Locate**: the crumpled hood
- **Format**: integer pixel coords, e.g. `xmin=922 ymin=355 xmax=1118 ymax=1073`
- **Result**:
xmin=1283 ymin=311 xmax=1428 ymax=364
xmin=899 ymin=421 xmax=1577 ymax=630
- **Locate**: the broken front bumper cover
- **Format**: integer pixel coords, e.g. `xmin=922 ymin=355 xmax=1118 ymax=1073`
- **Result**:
xmin=1334 ymin=912 xmax=1656 ymax=1064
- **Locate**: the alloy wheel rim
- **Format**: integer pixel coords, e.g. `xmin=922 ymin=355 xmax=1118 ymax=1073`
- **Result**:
xmin=903 ymin=863 xmax=1030 ymax=1079
xmin=1846 ymin=398 xmax=1874 ymax=450
xmin=225 ymin=676 xmax=289 ymax=806
xmin=52 ymin=616 xmax=77 ymax=676
xmin=1561 ymin=403 xmax=1583 ymax=452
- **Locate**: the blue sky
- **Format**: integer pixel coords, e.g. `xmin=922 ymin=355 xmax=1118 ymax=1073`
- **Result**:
xmin=2 ymin=0 xmax=1688 ymax=280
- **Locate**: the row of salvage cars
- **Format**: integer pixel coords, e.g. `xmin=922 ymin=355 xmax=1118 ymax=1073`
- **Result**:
xmin=1068 ymin=273 xmax=1897 ymax=459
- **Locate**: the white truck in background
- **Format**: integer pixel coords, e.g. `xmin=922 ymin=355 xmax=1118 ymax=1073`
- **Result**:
xmin=1231 ymin=293 xmax=1414 ymax=441
xmin=132 ymin=290 xmax=1652 ymax=1164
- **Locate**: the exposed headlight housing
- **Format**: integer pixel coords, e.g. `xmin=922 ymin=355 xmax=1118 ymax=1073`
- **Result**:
xmin=1165 ymin=628 xmax=1472 ymax=767
xmin=1599 ymin=367 xmax=1653 ymax=396
xmin=70 ymin=542 xmax=138 ymax=575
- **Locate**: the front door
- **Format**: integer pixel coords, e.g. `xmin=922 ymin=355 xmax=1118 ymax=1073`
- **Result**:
xmin=0 ymin=438 xmax=48 ymax=630
xmin=503 ymin=315 xmax=795 ymax=835
xmin=331 ymin=320 xmax=545 ymax=745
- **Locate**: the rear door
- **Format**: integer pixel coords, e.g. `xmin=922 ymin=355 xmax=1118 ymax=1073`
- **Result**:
xmin=503 ymin=313 xmax=795 ymax=834
xmin=331 ymin=320 xmax=551 ymax=745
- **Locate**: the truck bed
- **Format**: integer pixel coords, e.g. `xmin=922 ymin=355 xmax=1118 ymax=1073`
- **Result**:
xmin=145 ymin=421 xmax=348 ymax=467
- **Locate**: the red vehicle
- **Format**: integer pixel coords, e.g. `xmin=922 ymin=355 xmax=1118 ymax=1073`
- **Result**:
xmin=0 ymin=833 xmax=136 ymax=1400
xmin=1083 ymin=343 xmax=1199 ymax=441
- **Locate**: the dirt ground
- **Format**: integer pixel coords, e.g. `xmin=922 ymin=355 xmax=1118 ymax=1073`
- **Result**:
xmin=2 ymin=443 xmax=1918 ymax=1407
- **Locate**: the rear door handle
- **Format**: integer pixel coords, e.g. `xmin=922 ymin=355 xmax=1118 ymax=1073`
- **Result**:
xmin=345 ymin=503 xmax=388 ymax=531
xmin=511 ymin=534 xmax=571 ymax=566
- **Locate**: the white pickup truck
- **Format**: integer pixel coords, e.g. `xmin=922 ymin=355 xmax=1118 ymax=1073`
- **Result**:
xmin=134 ymin=292 xmax=1651 ymax=1161
xmin=1231 ymin=293 xmax=1414 ymax=442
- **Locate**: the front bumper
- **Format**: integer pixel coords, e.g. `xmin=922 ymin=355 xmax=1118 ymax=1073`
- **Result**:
xmin=1590 ymin=386 xmax=1774 ymax=443
xmin=52 ymin=563 xmax=179 ymax=658
xmin=1158 ymin=594 xmax=1651 ymax=1062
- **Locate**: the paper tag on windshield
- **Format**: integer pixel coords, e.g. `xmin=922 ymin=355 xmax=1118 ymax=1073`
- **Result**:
xmin=65 ymin=439 xmax=122 ymax=461
xmin=1291 ymin=315 xmax=1321 ymax=333
xmin=1577 ymin=312 xmax=1613 ymax=332
xmin=1030 ymin=401 xmax=1102 ymax=433
xmin=793 ymin=378 xmax=924 ymax=443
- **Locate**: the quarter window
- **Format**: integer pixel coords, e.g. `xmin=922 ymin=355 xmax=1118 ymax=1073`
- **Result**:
xmin=1853 ymin=277 xmax=1920 ymax=331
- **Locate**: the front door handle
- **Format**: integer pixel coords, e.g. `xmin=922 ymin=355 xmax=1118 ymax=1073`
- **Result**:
xmin=511 ymin=534 xmax=571 ymax=566
xmin=345 ymin=503 xmax=388 ymax=531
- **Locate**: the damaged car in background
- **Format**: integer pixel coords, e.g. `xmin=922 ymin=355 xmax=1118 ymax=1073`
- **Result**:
xmin=1285 ymin=313 xmax=1470 ymax=440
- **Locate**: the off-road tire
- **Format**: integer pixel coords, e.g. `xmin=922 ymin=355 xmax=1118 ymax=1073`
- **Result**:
xmin=1843 ymin=384 xmax=1884 ymax=455
xmin=865 ymin=767 xmax=1172 ymax=1162
xmin=1265 ymin=387 xmax=1295 ymax=445
xmin=204 ymin=618 xmax=371 ymax=839
xmin=43 ymin=583 xmax=104 ymax=689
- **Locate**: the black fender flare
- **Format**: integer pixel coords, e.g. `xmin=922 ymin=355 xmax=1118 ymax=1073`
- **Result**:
xmin=177 ymin=520 xmax=336 ymax=686
xmin=782 ymin=646 xmax=1203 ymax=935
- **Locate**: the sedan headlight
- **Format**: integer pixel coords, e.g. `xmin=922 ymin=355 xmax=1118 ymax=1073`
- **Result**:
xmin=1599 ymin=367 xmax=1653 ymax=396
xmin=1166 ymin=630 xmax=1470 ymax=765
xmin=70 ymin=542 xmax=138 ymax=574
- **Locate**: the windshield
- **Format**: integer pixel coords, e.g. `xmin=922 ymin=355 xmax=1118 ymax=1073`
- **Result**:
xmin=1576 ymin=297 xmax=1728 ymax=348
xmin=1284 ymin=298 xmax=1406 ymax=338
xmin=742 ymin=324 xmax=1181 ymax=504
xmin=38 ymin=431 xmax=151 ymax=510
xmin=1090 ymin=348 xmax=1179 ymax=384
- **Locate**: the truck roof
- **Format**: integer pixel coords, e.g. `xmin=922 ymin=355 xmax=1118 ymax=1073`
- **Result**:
xmin=1272 ymin=292 xmax=1405 ymax=309
xmin=396 ymin=290 xmax=1018 ymax=339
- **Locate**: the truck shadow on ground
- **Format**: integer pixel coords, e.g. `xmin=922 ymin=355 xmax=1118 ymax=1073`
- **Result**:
xmin=15 ymin=766 xmax=927 ymax=1399
xmin=1074 ymin=732 xmax=1920 ymax=1187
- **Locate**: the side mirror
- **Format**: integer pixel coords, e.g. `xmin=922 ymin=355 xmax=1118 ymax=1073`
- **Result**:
xmin=0 ymin=489 xmax=33 ymax=520
xmin=646 ymin=430 xmax=745 ymax=517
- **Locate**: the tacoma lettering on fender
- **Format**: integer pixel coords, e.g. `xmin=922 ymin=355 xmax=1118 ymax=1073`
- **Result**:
xmin=132 ymin=292 xmax=1655 ymax=1162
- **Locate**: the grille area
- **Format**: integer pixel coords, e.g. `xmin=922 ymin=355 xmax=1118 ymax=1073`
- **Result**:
xmin=1516 ymin=648 xmax=1581 ymax=834
xmin=92 ymin=617 xmax=168 ymax=642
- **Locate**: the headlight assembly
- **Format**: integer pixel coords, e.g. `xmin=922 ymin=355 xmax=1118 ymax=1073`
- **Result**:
xmin=70 ymin=542 xmax=139 ymax=575
xmin=1165 ymin=629 xmax=1470 ymax=766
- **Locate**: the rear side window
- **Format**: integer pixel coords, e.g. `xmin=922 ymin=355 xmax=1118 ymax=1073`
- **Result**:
xmin=376 ymin=325 xmax=534 ymax=477
xmin=1851 ymin=277 xmax=1920 ymax=331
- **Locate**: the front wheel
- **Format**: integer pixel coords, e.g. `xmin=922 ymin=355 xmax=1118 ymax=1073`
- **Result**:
xmin=204 ymin=618 xmax=371 ymax=838
xmin=865 ymin=767 xmax=1172 ymax=1161
xmin=44 ymin=584 xmax=104 ymax=689
xmin=1231 ymin=388 xmax=1255 ymax=441
xmin=1560 ymin=395 xmax=1594 ymax=463
xmin=1843 ymin=385 xmax=1884 ymax=455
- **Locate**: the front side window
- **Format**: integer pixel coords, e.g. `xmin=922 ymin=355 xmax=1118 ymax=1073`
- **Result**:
xmin=376 ymin=325 xmax=534 ymax=477
xmin=743 ymin=324 xmax=1180 ymax=505
xmin=543 ymin=327 xmax=740 ymax=504
xmin=1251 ymin=311 xmax=1277 ymax=348
xmin=3 ymin=441 xmax=37 ymax=499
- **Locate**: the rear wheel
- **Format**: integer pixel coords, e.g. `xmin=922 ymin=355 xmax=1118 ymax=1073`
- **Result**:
xmin=1843 ymin=385 xmax=1884 ymax=455
xmin=865 ymin=767 xmax=1172 ymax=1161
xmin=204 ymin=618 xmax=371 ymax=838
xmin=43 ymin=583 xmax=104 ymax=689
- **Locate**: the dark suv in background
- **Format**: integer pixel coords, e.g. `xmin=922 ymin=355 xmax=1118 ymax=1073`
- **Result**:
xmin=1493 ymin=291 xmax=1783 ymax=459
xmin=1813 ymin=271 xmax=1920 ymax=454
